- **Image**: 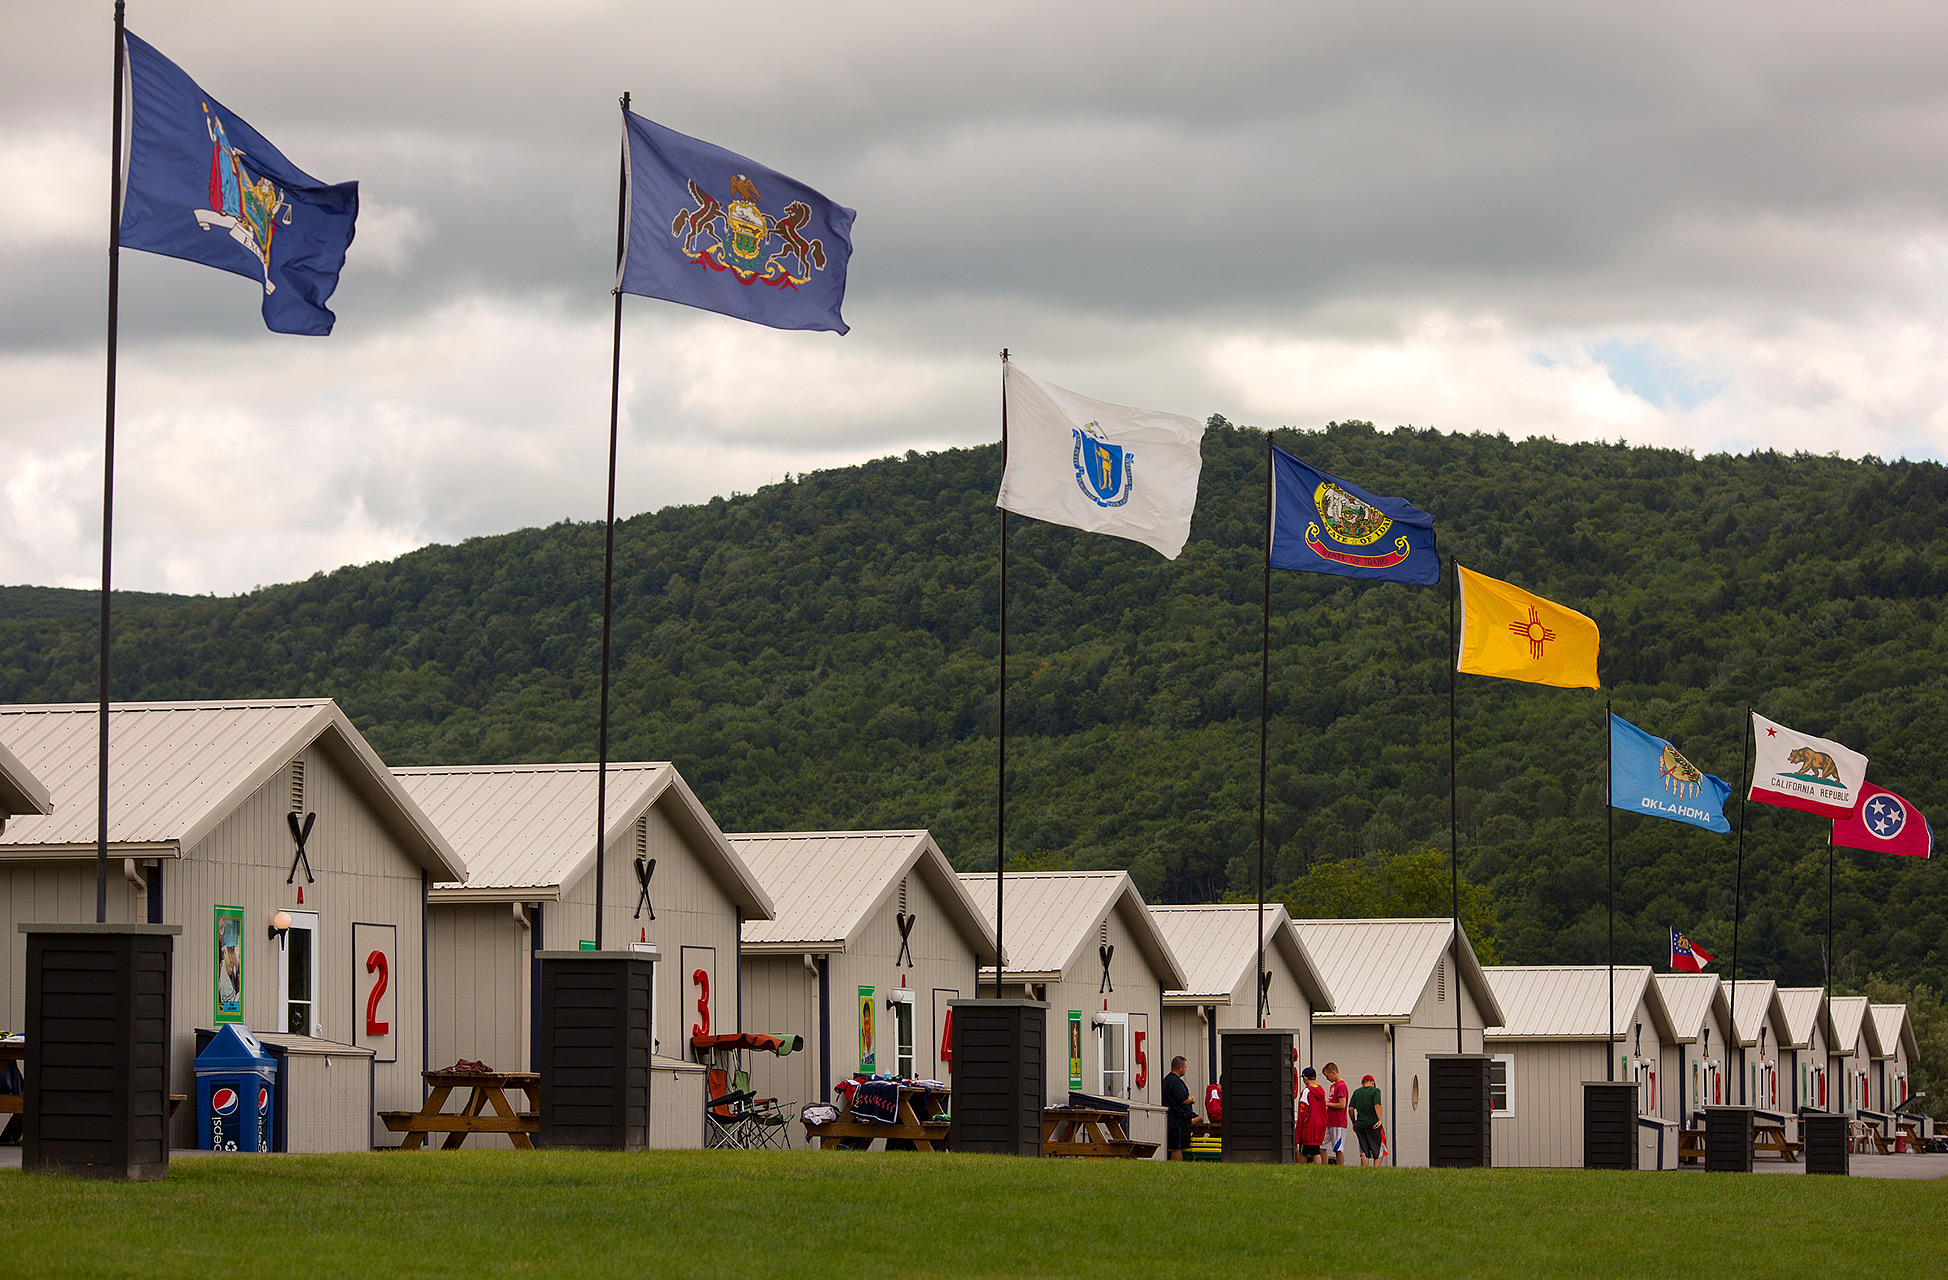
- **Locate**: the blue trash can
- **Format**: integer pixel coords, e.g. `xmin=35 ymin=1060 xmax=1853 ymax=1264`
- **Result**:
xmin=195 ymin=1024 xmax=275 ymax=1152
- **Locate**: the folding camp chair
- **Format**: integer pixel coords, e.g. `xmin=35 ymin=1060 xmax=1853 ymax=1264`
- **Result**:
xmin=694 ymin=1032 xmax=801 ymax=1149
xmin=704 ymin=1067 xmax=756 ymax=1149
xmin=732 ymin=1069 xmax=795 ymax=1150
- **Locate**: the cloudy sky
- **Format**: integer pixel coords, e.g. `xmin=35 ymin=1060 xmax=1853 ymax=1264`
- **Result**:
xmin=4 ymin=1 xmax=1946 ymax=595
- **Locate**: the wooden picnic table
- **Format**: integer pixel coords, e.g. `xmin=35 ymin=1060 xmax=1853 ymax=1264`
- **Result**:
xmin=804 ymin=1082 xmax=950 ymax=1151
xmin=1042 ymin=1105 xmax=1158 ymax=1159
xmin=380 ymin=1070 xmax=539 ymax=1150
xmin=0 ymin=1041 xmax=183 ymax=1144
xmin=1753 ymin=1115 xmax=1799 ymax=1162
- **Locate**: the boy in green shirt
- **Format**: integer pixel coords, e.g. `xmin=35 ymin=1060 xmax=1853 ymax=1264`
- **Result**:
xmin=1350 ymin=1073 xmax=1385 ymax=1166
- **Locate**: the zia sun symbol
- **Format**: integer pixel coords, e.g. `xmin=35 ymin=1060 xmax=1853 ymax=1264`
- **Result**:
xmin=1509 ymin=606 xmax=1556 ymax=659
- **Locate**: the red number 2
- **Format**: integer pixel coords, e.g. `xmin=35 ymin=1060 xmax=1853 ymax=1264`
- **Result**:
xmin=691 ymin=968 xmax=711 ymax=1039
xmin=364 ymin=950 xmax=390 ymax=1035
xmin=1133 ymin=1031 xmax=1148 ymax=1089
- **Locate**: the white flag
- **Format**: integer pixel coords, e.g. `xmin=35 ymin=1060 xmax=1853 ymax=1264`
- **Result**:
xmin=1748 ymin=712 xmax=1868 ymax=817
xmin=996 ymin=363 xmax=1205 ymax=560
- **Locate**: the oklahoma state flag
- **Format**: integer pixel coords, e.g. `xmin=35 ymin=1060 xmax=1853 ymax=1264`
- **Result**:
xmin=1455 ymin=565 xmax=1600 ymax=689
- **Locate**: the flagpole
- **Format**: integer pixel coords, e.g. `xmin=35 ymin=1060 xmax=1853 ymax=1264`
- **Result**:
xmin=96 ymin=0 xmax=128 ymax=925
xmin=592 ymin=90 xmax=631 ymax=950
xmin=1731 ymin=707 xmax=1749 ymax=1103
xmin=1824 ymin=823 xmax=1834 ymax=1091
xmin=1606 ymin=699 xmax=1614 ymax=1082
xmin=995 ymin=349 xmax=1009 ymax=999
xmin=1256 ymin=433 xmax=1272 ymax=1027
xmin=1448 ymin=557 xmax=1461 ymax=1054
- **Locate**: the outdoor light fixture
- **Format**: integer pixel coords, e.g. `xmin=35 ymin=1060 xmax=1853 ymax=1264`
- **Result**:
xmin=269 ymin=909 xmax=292 ymax=947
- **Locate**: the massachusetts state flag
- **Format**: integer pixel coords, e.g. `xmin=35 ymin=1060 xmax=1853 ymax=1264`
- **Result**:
xmin=1833 ymin=785 xmax=1933 ymax=858
xmin=996 ymin=363 xmax=1205 ymax=560
xmin=1670 ymin=928 xmax=1714 ymax=972
xmin=119 ymin=33 xmax=358 ymax=335
xmin=1268 ymin=448 xmax=1438 ymax=584
xmin=1748 ymin=713 xmax=1867 ymax=818
xmin=619 ymin=111 xmax=854 ymax=334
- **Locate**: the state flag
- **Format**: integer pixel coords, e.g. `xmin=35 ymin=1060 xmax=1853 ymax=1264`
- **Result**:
xmin=1747 ymin=713 xmax=1867 ymax=818
xmin=1268 ymin=447 xmax=1439 ymax=584
xmin=619 ymin=111 xmax=854 ymax=334
xmin=1455 ymin=565 xmax=1600 ymax=689
xmin=1670 ymin=928 xmax=1715 ymax=972
xmin=119 ymin=33 xmax=358 ymax=336
xmin=1833 ymin=785 xmax=1933 ymax=858
xmin=995 ymin=363 xmax=1205 ymax=560
xmin=1610 ymin=713 xmax=1731 ymax=833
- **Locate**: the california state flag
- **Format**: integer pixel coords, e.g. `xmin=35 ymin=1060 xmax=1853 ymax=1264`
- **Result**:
xmin=1748 ymin=712 xmax=1868 ymax=817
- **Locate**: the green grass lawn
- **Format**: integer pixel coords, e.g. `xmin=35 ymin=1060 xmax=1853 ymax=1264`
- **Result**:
xmin=4 ymin=1151 xmax=1943 ymax=1279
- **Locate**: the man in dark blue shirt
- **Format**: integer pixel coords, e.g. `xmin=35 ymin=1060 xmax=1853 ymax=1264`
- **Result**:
xmin=1163 ymin=1055 xmax=1195 ymax=1159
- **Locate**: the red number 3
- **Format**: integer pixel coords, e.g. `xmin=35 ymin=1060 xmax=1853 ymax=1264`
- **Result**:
xmin=691 ymin=968 xmax=711 ymax=1039
xmin=364 ymin=950 xmax=390 ymax=1035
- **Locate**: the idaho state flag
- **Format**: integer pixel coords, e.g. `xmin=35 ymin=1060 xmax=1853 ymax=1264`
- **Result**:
xmin=1455 ymin=565 xmax=1600 ymax=689
xmin=119 ymin=33 xmax=358 ymax=335
xmin=1833 ymin=785 xmax=1933 ymax=858
xmin=1268 ymin=447 xmax=1439 ymax=584
xmin=1671 ymin=927 xmax=1715 ymax=972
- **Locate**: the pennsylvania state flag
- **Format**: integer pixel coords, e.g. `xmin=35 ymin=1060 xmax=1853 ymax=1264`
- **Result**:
xmin=619 ymin=111 xmax=854 ymax=334
xmin=1269 ymin=447 xmax=1438 ymax=584
xmin=119 ymin=33 xmax=358 ymax=336
xmin=1455 ymin=565 xmax=1600 ymax=688
xmin=1610 ymin=713 xmax=1731 ymax=833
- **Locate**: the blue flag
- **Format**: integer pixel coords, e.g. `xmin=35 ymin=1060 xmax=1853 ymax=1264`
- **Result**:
xmin=619 ymin=111 xmax=854 ymax=334
xmin=1268 ymin=447 xmax=1438 ymax=584
xmin=119 ymin=33 xmax=358 ymax=336
xmin=1609 ymin=713 xmax=1731 ymax=833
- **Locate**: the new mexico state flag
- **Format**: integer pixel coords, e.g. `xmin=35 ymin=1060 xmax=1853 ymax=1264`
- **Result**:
xmin=1456 ymin=565 xmax=1600 ymax=689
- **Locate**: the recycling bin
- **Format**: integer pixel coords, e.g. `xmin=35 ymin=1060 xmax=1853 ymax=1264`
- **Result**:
xmin=195 ymin=1024 xmax=276 ymax=1152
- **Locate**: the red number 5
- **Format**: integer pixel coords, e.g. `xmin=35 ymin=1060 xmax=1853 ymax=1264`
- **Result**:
xmin=364 ymin=950 xmax=390 ymax=1035
xmin=691 ymin=968 xmax=711 ymax=1039
xmin=1134 ymin=1031 xmax=1148 ymax=1089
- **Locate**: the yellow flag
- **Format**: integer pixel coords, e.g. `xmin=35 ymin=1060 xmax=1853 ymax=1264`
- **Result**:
xmin=1456 ymin=565 xmax=1600 ymax=689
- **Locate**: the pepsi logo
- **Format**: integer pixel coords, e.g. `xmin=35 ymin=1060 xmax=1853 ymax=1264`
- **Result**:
xmin=212 ymin=1087 xmax=238 ymax=1115
xmin=258 ymin=1086 xmax=268 ymax=1111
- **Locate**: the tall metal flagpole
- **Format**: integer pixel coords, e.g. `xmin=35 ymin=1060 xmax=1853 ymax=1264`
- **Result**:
xmin=592 ymin=91 xmax=632 ymax=950
xmin=1730 ymin=708 xmax=1750 ymax=1102
xmin=1824 ymin=825 xmax=1835 ymax=1086
xmin=995 ymin=350 xmax=1009 ymax=999
xmin=96 ymin=0 xmax=128 ymax=924
xmin=1256 ymin=434 xmax=1272 ymax=1027
xmin=1606 ymin=700 xmax=1614 ymax=1081
xmin=1448 ymin=557 xmax=1462 ymax=1053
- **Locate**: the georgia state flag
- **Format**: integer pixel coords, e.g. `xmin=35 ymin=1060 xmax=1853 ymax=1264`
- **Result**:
xmin=1833 ymin=785 xmax=1933 ymax=858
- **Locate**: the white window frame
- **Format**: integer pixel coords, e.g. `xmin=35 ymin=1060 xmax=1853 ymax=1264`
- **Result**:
xmin=278 ymin=909 xmax=321 ymax=1039
xmin=1096 ymin=1012 xmax=1130 ymax=1099
xmin=888 ymin=988 xmax=916 ymax=1080
xmin=1489 ymin=1053 xmax=1514 ymax=1117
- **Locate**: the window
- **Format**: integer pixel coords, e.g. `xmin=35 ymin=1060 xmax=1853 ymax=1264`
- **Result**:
xmin=1490 ymin=1054 xmax=1514 ymax=1117
xmin=279 ymin=910 xmax=320 ymax=1037
xmin=1097 ymin=1013 xmax=1129 ymax=1098
xmin=889 ymin=988 xmax=915 ymax=1080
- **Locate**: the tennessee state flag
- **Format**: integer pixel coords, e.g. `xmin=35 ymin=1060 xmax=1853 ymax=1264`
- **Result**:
xmin=1455 ymin=565 xmax=1600 ymax=689
xmin=1833 ymin=785 xmax=1933 ymax=859
xmin=1670 ymin=927 xmax=1715 ymax=972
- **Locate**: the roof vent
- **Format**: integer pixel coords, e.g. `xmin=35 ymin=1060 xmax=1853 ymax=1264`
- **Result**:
xmin=1100 ymin=920 xmax=1109 ymax=947
xmin=1436 ymin=959 xmax=1446 ymax=1003
xmin=289 ymin=759 xmax=305 ymax=812
xmin=635 ymin=814 xmax=648 ymax=860
xmin=900 ymin=877 xmax=908 ymax=913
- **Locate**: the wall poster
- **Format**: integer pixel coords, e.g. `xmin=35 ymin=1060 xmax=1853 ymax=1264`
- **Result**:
xmin=214 ymin=905 xmax=244 ymax=1023
xmin=858 ymin=986 xmax=876 ymax=1074
xmin=1068 ymin=1009 xmax=1083 ymax=1090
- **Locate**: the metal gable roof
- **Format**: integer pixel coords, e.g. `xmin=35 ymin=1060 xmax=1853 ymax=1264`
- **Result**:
xmin=1727 ymin=980 xmax=1785 ymax=1048
xmin=403 ymin=762 xmax=771 ymax=917
xmin=0 ymin=699 xmax=462 ymax=880
xmin=0 ymin=736 xmax=51 ymax=819
xmin=1483 ymin=966 xmax=1675 ymax=1041
xmin=1149 ymin=904 xmax=1334 ymax=1010
xmin=1774 ymin=988 xmax=1828 ymax=1050
xmin=1827 ymin=995 xmax=1876 ymax=1056
xmin=957 ymin=871 xmax=1186 ymax=989
xmin=1868 ymin=1004 xmax=1916 ymax=1061
xmin=1654 ymin=973 xmax=1726 ymax=1043
xmin=1292 ymin=918 xmax=1504 ymax=1026
xmin=733 ymin=831 xmax=991 ymax=959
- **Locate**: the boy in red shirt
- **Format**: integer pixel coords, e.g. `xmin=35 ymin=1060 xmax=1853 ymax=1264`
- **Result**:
xmin=1297 ymin=1065 xmax=1329 ymax=1162
xmin=1322 ymin=1062 xmax=1351 ymax=1165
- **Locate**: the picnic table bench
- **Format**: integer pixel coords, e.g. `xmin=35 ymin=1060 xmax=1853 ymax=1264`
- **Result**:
xmin=380 ymin=1070 xmax=539 ymax=1150
xmin=1042 ymin=1105 xmax=1159 ymax=1159
xmin=803 ymin=1081 xmax=950 ymax=1151
xmin=1753 ymin=1114 xmax=1799 ymax=1162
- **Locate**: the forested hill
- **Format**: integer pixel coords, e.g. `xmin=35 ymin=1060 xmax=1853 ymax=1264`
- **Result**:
xmin=1 ymin=423 xmax=1945 ymax=1007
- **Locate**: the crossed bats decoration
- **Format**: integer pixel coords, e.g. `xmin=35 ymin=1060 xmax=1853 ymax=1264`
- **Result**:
xmin=633 ymin=856 xmax=657 ymax=920
xmin=895 ymin=911 xmax=917 ymax=967
xmin=286 ymin=811 xmax=316 ymax=885
xmin=1099 ymin=943 xmax=1115 ymax=994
